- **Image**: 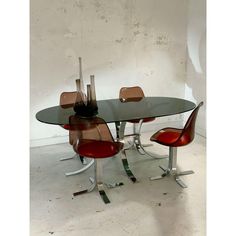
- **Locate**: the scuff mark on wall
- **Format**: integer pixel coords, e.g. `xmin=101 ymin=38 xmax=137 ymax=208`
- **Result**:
xmin=100 ymin=15 xmax=109 ymax=23
xmin=133 ymin=22 xmax=140 ymax=28
xmin=73 ymin=0 xmax=84 ymax=9
xmin=115 ymin=38 xmax=124 ymax=43
xmin=57 ymin=7 xmax=67 ymax=14
xmin=64 ymin=31 xmax=77 ymax=38
xmin=93 ymin=0 xmax=101 ymax=8
xmin=156 ymin=35 xmax=169 ymax=45
xmin=133 ymin=31 xmax=140 ymax=36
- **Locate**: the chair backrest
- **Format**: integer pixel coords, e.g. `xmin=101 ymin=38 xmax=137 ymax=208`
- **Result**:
xmin=60 ymin=91 xmax=85 ymax=145
xmin=174 ymin=102 xmax=203 ymax=146
xmin=69 ymin=116 xmax=114 ymax=143
xmin=60 ymin=91 xmax=78 ymax=108
xmin=119 ymin=86 xmax=145 ymax=102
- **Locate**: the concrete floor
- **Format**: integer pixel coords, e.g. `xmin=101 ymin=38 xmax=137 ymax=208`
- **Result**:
xmin=30 ymin=132 xmax=206 ymax=236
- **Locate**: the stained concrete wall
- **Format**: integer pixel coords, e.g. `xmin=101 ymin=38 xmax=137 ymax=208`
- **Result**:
xmin=30 ymin=0 xmax=189 ymax=145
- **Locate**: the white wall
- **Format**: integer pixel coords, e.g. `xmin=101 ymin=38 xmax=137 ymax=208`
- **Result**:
xmin=185 ymin=0 xmax=206 ymax=137
xmin=30 ymin=0 xmax=190 ymax=145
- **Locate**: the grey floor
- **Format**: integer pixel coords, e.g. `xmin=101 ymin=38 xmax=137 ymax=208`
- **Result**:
xmin=30 ymin=132 xmax=206 ymax=236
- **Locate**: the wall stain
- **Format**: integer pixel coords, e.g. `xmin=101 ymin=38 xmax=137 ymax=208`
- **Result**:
xmin=57 ymin=7 xmax=67 ymax=14
xmin=144 ymin=70 xmax=154 ymax=77
xmin=64 ymin=31 xmax=77 ymax=38
xmin=115 ymin=38 xmax=123 ymax=43
xmin=99 ymin=15 xmax=109 ymax=23
xmin=133 ymin=31 xmax=140 ymax=36
xmin=93 ymin=0 xmax=101 ymax=8
xmin=73 ymin=0 xmax=84 ymax=10
xmin=156 ymin=35 xmax=169 ymax=45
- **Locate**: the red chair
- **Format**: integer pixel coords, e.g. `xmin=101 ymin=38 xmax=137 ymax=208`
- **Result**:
xmin=149 ymin=102 xmax=203 ymax=188
xmin=70 ymin=116 xmax=127 ymax=204
xmin=59 ymin=92 xmax=88 ymax=173
xmin=118 ymin=86 xmax=155 ymax=154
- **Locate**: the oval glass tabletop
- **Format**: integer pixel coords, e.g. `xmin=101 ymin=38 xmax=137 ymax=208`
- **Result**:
xmin=36 ymin=97 xmax=196 ymax=125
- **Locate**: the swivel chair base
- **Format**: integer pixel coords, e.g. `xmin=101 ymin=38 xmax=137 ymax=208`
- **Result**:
xmin=60 ymin=154 xmax=94 ymax=176
xmin=149 ymin=147 xmax=194 ymax=188
xmin=73 ymin=159 xmax=123 ymax=204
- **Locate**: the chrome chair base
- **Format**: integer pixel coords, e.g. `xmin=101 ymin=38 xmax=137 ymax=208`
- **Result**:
xmin=60 ymin=154 xmax=86 ymax=164
xmin=150 ymin=166 xmax=194 ymax=188
xmin=73 ymin=159 xmax=123 ymax=204
xmin=65 ymin=159 xmax=94 ymax=176
xmin=150 ymin=147 xmax=194 ymax=188
xmin=60 ymin=153 xmax=94 ymax=176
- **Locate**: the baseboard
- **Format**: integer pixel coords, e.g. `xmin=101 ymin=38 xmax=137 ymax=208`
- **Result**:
xmin=30 ymin=120 xmax=183 ymax=148
xmin=30 ymin=135 xmax=69 ymax=148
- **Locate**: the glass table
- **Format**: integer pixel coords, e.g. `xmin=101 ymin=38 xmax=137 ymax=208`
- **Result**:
xmin=36 ymin=97 xmax=196 ymax=179
xmin=36 ymin=97 xmax=195 ymax=125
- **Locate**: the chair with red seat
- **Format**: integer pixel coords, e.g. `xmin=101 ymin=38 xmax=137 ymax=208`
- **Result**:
xmin=149 ymin=102 xmax=203 ymax=188
xmin=118 ymin=86 xmax=155 ymax=154
xmin=70 ymin=115 xmax=126 ymax=204
xmin=59 ymin=91 xmax=90 ymax=174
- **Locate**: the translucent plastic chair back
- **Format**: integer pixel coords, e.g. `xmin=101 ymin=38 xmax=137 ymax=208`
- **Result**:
xmin=60 ymin=91 xmax=78 ymax=108
xmin=119 ymin=86 xmax=145 ymax=102
xmin=172 ymin=101 xmax=204 ymax=147
xmin=69 ymin=116 xmax=114 ymax=143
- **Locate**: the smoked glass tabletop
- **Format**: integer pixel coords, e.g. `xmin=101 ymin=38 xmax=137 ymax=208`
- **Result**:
xmin=36 ymin=97 xmax=196 ymax=125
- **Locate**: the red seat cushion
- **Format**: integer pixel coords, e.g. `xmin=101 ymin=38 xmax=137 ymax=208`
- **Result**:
xmin=150 ymin=103 xmax=203 ymax=147
xmin=150 ymin=128 xmax=182 ymax=146
xmin=128 ymin=117 xmax=155 ymax=124
xmin=61 ymin=124 xmax=72 ymax=130
xmin=77 ymin=140 xmax=124 ymax=159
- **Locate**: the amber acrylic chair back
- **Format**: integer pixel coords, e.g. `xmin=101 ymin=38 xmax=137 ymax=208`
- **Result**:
xmin=119 ymin=86 xmax=145 ymax=102
xmin=59 ymin=91 xmax=78 ymax=108
xmin=69 ymin=116 xmax=114 ymax=143
xmin=173 ymin=102 xmax=204 ymax=147
xmin=59 ymin=91 xmax=78 ymax=144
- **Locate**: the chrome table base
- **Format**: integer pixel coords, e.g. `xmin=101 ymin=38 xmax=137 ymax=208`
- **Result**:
xmin=115 ymin=122 xmax=138 ymax=183
xmin=150 ymin=147 xmax=194 ymax=188
xmin=73 ymin=159 xmax=123 ymax=204
xmin=121 ymin=150 xmax=137 ymax=183
xmin=116 ymin=121 xmax=168 ymax=160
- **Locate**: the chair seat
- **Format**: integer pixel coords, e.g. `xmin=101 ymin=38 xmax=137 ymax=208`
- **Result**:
xmin=77 ymin=140 xmax=124 ymax=159
xmin=61 ymin=124 xmax=72 ymax=130
xmin=150 ymin=128 xmax=182 ymax=146
xmin=128 ymin=117 xmax=155 ymax=124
